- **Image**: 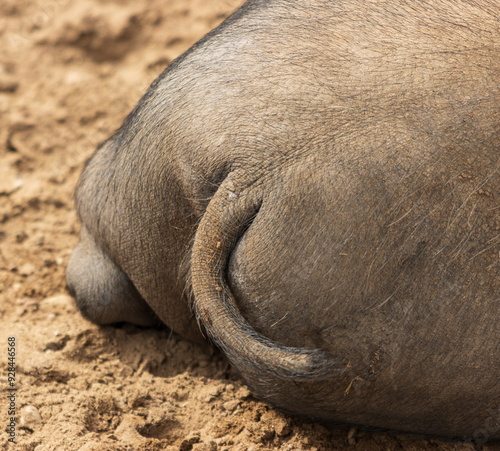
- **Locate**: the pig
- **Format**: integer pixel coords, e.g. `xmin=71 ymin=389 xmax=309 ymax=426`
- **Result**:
xmin=66 ymin=0 xmax=500 ymax=441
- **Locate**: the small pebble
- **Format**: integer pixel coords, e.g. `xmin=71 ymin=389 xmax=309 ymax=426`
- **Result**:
xmin=19 ymin=263 xmax=35 ymax=276
xmin=20 ymin=405 xmax=42 ymax=428
xmin=347 ymin=426 xmax=357 ymax=445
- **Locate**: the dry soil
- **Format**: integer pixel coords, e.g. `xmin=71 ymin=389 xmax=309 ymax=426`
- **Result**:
xmin=0 ymin=1 xmax=497 ymax=450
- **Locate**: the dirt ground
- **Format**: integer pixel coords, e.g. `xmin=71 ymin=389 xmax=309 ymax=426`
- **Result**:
xmin=0 ymin=1 xmax=497 ymax=450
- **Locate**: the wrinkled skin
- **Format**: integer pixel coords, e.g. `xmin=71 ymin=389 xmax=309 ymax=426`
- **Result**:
xmin=67 ymin=0 xmax=500 ymax=441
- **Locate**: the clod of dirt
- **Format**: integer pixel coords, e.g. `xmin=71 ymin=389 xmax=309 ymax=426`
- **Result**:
xmin=275 ymin=418 xmax=292 ymax=438
xmin=180 ymin=434 xmax=201 ymax=451
xmin=84 ymin=395 xmax=122 ymax=433
xmin=235 ymin=387 xmax=252 ymax=400
xmin=222 ymin=400 xmax=240 ymax=412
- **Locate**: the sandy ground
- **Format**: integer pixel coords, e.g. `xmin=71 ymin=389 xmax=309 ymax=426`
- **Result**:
xmin=0 ymin=1 xmax=498 ymax=450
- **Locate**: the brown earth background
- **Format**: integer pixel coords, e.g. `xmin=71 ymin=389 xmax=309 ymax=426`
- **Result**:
xmin=0 ymin=0 xmax=498 ymax=450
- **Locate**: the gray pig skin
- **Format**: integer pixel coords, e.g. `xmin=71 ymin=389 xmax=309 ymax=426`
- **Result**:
xmin=67 ymin=0 xmax=500 ymax=441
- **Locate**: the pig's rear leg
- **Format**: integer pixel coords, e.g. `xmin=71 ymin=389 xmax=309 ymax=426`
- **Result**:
xmin=66 ymin=226 xmax=158 ymax=327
